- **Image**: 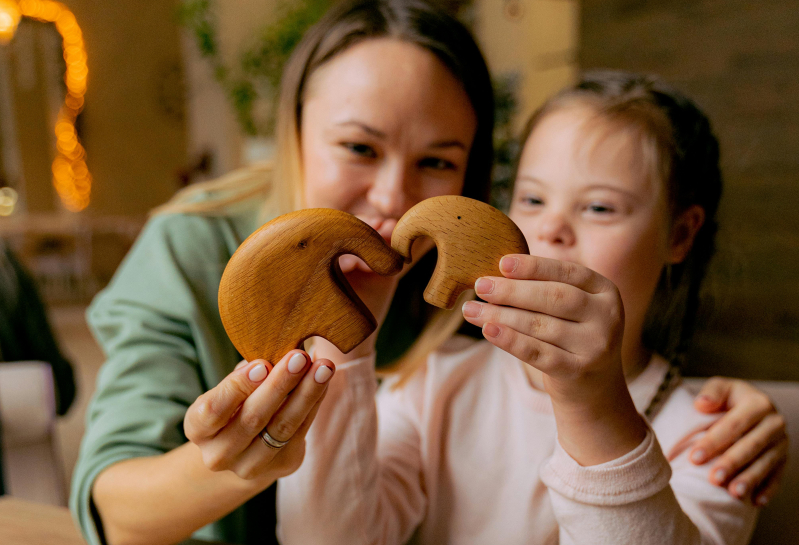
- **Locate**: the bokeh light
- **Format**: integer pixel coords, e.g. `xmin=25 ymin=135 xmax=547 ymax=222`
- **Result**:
xmin=13 ymin=0 xmax=91 ymax=211
xmin=0 ymin=186 xmax=18 ymax=216
xmin=0 ymin=0 xmax=21 ymax=44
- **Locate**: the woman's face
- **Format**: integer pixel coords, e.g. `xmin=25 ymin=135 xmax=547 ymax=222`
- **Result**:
xmin=509 ymin=104 xmax=699 ymax=359
xmin=300 ymin=38 xmax=477 ymax=239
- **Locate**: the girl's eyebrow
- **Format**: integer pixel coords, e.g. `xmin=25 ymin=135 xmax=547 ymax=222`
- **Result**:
xmin=428 ymin=140 xmax=467 ymax=150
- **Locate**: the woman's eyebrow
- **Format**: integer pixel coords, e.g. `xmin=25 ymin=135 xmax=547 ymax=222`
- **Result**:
xmin=428 ymin=140 xmax=467 ymax=150
xmin=335 ymin=120 xmax=386 ymax=138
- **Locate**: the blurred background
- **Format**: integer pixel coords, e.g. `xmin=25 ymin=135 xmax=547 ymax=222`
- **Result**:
xmin=0 ymin=0 xmax=796 ymax=507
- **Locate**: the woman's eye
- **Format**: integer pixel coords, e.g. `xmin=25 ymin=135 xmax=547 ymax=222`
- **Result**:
xmin=419 ymin=157 xmax=456 ymax=170
xmin=342 ymin=142 xmax=377 ymax=158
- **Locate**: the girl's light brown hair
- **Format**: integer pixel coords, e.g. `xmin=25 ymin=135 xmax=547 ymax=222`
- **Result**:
xmin=515 ymin=70 xmax=723 ymax=363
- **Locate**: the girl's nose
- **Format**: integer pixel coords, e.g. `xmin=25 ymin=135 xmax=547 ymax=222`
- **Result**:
xmin=537 ymin=212 xmax=576 ymax=246
xmin=366 ymin=163 xmax=414 ymax=219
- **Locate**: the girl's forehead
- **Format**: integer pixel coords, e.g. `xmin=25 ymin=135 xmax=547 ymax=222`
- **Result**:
xmin=520 ymin=105 xmax=661 ymax=196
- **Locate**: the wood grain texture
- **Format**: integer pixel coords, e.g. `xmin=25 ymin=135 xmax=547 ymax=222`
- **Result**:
xmin=392 ymin=196 xmax=530 ymax=309
xmin=218 ymin=208 xmax=404 ymax=364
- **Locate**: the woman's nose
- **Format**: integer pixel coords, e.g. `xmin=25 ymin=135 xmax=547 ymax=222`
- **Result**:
xmin=537 ymin=211 xmax=576 ymax=246
xmin=366 ymin=163 xmax=414 ymax=218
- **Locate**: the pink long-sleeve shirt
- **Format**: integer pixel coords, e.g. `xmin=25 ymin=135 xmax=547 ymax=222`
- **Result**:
xmin=277 ymin=337 xmax=757 ymax=544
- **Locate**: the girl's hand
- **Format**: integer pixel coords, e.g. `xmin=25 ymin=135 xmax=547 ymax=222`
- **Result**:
xmin=184 ymin=350 xmax=335 ymax=484
xmin=463 ymin=254 xmax=647 ymax=465
xmin=464 ymin=254 xmax=626 ymax=402
xmin=689 ymin=377 xmax=788 ymax=505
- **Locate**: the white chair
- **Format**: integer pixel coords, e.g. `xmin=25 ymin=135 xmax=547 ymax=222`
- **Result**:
xmin=684 ymin=378 xmax=799 ymax=545
xmin=0 ymin=361 xmax=67 ymax=506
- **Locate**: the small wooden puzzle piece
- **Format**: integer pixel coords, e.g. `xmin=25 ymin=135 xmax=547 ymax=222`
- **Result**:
xmin=218 ymin=208 xmax=404 ymax=364
xmin=391 ymin=196 xmax=529 ymax=309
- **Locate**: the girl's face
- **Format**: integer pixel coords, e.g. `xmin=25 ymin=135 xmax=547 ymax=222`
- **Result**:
xmin=300 ymin=38 xmax=477 ymax=235
xmin=509 ymin=104 xmax=700 ymax=360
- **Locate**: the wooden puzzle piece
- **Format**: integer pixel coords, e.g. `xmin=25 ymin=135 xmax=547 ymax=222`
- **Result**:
xmin=218 ymin=208 xmax=404 ymax=364
xmin=218 ymin=197 xmax=529 ymax=363
xmin=391 ymin=196 xmax=529 ymax=309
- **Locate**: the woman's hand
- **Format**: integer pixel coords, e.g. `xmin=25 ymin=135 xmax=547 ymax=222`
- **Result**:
xmin=689 ymin=377 xmax=788 ymax=505
xmin=184 ymin=350 xmax=335 ymax=484
xmin=462 ymin=254 xmax=648 ymax=465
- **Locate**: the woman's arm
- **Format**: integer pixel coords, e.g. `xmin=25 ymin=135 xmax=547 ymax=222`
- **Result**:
xmin=94 ymin=352 xmax=331 ymax=545
xmin=690 ymin=377 xmax=788 ymax=504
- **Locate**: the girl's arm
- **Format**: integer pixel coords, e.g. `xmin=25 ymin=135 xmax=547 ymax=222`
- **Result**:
xmin=463 ymin=254 xmax=756 ymax=544
xmin=277 ymin=342 xmax=427 ymax=545
xmin=93 ymin=350 xmax=332 ymax=545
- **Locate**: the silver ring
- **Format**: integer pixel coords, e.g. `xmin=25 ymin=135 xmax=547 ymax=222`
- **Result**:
xmin=260 ymin=428 xmax=289 ymax=450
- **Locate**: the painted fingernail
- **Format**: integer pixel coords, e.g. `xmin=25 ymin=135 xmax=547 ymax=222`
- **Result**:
xmin=314 ymin=365 xmax=334 ymax=384
xmin=248 ymin=363 xmax=267 ymax=382
xmin=483 ymin=323 xmax=501 ymax=338
xmin=288 ymin=353 xmax=307 ymax=374
xmin=756 ymin=495 xmax=769 ymax=507
xmin=500 ymin=256 xmax=518 ymax=273
xmin=735 ymin=482 xmax=747 ymax=497
xmin=475 ymin=277 xmax=494 ymax=295
xmin=690 ymin=450 xmax=705 ymax=464
xmin=462 ymin=301 xmax=482 ymax=318
xmin=714 ymin=469 xmax=727 ymax=483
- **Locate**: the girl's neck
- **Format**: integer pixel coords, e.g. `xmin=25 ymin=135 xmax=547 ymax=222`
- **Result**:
xmin=521 ymin=341 xmax=652 ymax=391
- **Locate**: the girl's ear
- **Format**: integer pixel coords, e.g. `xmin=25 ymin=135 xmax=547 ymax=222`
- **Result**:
xmin=668 ymin=205 xmax=706 ymax=264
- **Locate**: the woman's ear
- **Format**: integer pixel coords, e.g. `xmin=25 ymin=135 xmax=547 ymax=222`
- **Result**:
xmin=668 ymin=205 xmax=706 ymax=264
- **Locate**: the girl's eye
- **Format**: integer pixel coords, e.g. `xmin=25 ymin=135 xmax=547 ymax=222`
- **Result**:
xmin=518 ymin=195 xmax=543 ymax=206
xmin=342 ymin=142 xmax=377 ymax=158
xmin=586 ymin=202 xmax=616 ymax=214
xmin=419 ymin=157 xmax=456 ymax=170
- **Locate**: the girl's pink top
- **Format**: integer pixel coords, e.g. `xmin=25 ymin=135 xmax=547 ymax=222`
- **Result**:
xmin=277 ymin=337 xmax=757 ymax=545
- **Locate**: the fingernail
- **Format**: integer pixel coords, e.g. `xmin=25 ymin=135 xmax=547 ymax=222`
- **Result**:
xmin=483 ymin=323 xmax=501 ymax=338
xmin=696 ymin=394 xmax=714 ymax=404
xmin=690 ymin=449 xmax=705 ymax=464
xmin=756 ymin=495 xmax=769 ymax=507
xmin=248 ymin=363 xmax=267 ymax=382
xmin=288 ymin=353 xmax=307 ymax=374
xmin=462 ymin=301 xmax=482 ymax=318
xmin=714 ymin=469 xmax=727 ymax=483
xmin=500 ymin=256 xmax=518 ymax=273
xmin=314 ymin=365 xmax=334 ymax=384
xmin=475 ymin=277 xmax=494 ymax=295
xmin=735 ymin=482 xmax=747 ymax=497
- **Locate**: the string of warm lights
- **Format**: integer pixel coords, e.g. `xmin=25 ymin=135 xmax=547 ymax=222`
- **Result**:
xmin=0 ymin=0 xmax=90 ymax=212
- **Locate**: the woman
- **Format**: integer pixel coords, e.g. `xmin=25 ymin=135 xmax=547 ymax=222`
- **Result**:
xmin=70 ymin=2 xmax=786 ymax=544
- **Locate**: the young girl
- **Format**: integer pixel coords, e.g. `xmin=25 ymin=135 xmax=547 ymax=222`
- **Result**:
xmin=274 ymin=71 xmax=780 ymax=544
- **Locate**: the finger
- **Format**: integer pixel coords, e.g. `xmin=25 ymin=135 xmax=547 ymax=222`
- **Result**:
xmin=689 ymin=399 xmax=773 ymax=465
xmin=726 ymin=439 xmax=788 ymax=502
xmin=704 ymin=413 xmax=786 ymax=481
xmin=184 ymin=359 xmax=272 ymax=442
xmin=498 ymin=254 xmax=610 ymax=294
xmin=474 ymin=276 xmax=591 ymax=322
xmin=693 ymin=376 xmax=735 ymax=413
xmin=481 ymin=321 xmax=573 ymax=374
xmin=211 ymin=350 xmax=311 ymax=458
xmin=232 ymin=385 xmax=331 ymax=481
xmin=753 ymin=459 xmax=787 ymax=507
xmin=264 ymin=359 xmax=336 ymax=442
xmin=462 ymin=300 xmax=576 ymax=352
